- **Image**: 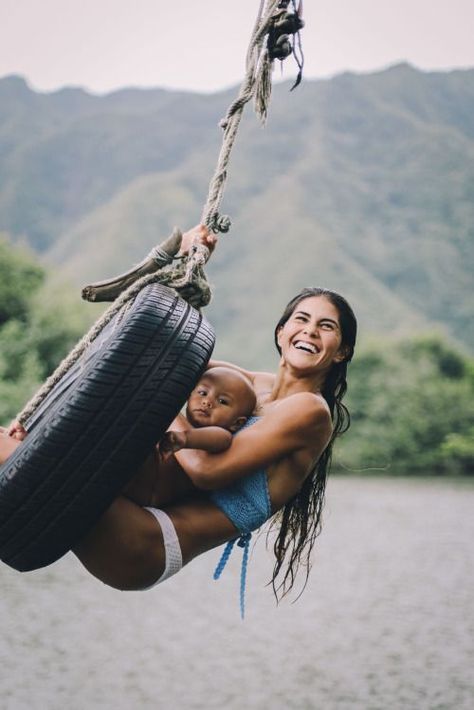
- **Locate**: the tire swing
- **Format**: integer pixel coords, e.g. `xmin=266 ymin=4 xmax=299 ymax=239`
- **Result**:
xmin=0 ymin=0 xmax=304 ymax=573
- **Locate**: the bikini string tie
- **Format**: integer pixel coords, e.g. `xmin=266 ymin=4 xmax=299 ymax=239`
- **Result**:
xmin=213 ymin=532 xmax=252 ymax=619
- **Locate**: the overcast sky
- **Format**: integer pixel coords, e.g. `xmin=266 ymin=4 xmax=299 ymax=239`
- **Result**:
xmin=1 ymin=0 xmax=473 ymax=94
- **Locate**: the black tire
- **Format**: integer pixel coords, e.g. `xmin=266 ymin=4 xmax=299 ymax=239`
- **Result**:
xmin=0 ymin=283 xmax=215 ymax=572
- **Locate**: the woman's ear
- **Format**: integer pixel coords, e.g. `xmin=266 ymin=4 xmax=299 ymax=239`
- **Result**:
xmin=332 ymin=345 xmax=349 ymax=364
xmin=276 ymin=325 xmax=283 ymax=349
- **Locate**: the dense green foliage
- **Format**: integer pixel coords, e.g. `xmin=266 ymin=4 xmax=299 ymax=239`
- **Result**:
xmin=336 ymin=336 xmax=474 ymax=475
xmin=0 ymin=236 xmax=91 ymax=423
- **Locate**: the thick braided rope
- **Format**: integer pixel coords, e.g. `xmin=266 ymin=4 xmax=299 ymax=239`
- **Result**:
xmin=200 ymin=0 xmax=280 ymax=233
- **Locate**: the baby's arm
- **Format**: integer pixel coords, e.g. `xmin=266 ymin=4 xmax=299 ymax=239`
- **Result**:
xmin=160 ymin=426 xmax=232 ymax=457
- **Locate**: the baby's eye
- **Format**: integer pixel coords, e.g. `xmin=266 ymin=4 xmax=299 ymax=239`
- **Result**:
xmin=197 ymin=388 xmax=207 ymax=395
xmin=218 ymin=398 xmax=229 ymax=406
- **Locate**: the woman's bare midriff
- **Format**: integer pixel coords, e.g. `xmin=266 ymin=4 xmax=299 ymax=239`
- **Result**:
xmin=165 ymin=498 xmax=240 ymax=565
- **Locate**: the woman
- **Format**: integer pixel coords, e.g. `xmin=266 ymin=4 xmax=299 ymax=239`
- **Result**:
xmin=72 ymin=220 xmax=357 ymax=599
xmin=1 ymin=228 xmax=357 ymax=603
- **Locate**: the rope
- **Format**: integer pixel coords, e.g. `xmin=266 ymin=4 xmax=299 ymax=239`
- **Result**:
xmin=200 ymin=0 xmax=280 ymax=233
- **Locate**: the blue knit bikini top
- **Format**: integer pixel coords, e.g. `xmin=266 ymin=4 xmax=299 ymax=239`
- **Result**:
xmin=209 ymin=416 xmax=271 ymax=534
xmin=209 ymin=416 xmax=272 ymax=617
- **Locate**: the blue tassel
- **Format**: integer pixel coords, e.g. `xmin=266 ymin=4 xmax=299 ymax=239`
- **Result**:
xmin=213 ymin=533 xmax=252 ymax=619
xmin=238 ymin=534 xmax=251 ymax=619
xmin=213 ymin=539 xmax=236 ymax=580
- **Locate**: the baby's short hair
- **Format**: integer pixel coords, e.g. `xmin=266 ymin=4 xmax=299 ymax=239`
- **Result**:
xmin=202 ymin=367 xmax=256 ymax=417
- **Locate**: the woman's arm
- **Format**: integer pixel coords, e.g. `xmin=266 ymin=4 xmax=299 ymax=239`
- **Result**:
xmin=174 ymin=393 xmax=332 ymax=490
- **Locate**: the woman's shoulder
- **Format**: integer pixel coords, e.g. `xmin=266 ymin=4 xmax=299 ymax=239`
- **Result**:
xmin=252 ymin=370 xmax=276 ymax=396
xmin=280 ymin=391 xmax=330 ymax=420
xmin=264 ymin=392 xmax=332 ymax=440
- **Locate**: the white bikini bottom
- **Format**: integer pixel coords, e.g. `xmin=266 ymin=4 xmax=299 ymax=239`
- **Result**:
xmin=142 ymin=507 xmax=183 ymax=588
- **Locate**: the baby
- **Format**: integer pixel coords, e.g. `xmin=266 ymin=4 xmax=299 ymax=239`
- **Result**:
xmin=3 ymin=366 xmax=256 ymax=507
xmin=161 ymin=365 xmax=256 ymax=455
xmin=125 ymin=365 xmax=257 ymax=506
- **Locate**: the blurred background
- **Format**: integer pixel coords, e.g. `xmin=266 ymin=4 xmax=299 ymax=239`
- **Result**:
xmin=0 ymin=1 xmax=473 ymax=708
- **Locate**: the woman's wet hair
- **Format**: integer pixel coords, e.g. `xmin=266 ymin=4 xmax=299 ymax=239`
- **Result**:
xmin=269 ymin=287 xmax=357 ymax=600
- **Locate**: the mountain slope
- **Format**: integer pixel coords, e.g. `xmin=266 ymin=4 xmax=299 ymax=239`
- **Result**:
xmin=0 ymin=65 xmax=472 ymax=354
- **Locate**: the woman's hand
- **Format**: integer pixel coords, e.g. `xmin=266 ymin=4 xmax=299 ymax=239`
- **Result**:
xmin=179 ymin=224 xmax=218 ymax=256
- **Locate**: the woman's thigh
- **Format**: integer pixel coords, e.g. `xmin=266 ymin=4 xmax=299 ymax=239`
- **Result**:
xmin=122 ymin=450 xmax=198 ymax=508
xmin=73 ymin=497 xmax=167 ymax=591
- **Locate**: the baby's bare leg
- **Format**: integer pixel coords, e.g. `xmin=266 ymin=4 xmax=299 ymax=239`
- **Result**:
xmin=74 ymin=496 xmax=167 ymax=590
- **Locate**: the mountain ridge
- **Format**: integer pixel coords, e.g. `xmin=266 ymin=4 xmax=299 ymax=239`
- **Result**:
xmin=0 ymin=64 xmax=472 ymax=361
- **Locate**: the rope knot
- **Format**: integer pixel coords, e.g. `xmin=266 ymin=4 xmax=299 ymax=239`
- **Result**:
xmin=237 ymin=533 xmax=251 ymax=549
xmin=209 ymin=214 xmax=231 ymax=234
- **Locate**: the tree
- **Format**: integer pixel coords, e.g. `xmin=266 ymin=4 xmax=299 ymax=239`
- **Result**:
xmin=336 ymin=335 xmax=474 ymax=475
xmin=0 ymin=235 xmax=44 ymax=325
xmin=0 ymin=236 xmax=92 ymax=424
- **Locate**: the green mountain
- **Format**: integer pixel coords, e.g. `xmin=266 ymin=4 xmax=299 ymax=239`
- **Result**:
xmin=0 ymin=64 xmax=472 ymax=364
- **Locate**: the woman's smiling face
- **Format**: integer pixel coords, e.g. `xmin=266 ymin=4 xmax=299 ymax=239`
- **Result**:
xmin=276 ymin=296 xmax=346 ymax=373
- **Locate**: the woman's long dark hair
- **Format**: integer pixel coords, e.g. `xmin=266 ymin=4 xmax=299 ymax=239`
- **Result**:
xmin=269 ymin=287 xmax=357 ymax=600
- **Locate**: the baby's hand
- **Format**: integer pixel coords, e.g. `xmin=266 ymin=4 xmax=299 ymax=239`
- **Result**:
xmin=7 ymin=420 xmax=27 ymax=441
xmin=159 ymin=430 xmax=188 ymax=459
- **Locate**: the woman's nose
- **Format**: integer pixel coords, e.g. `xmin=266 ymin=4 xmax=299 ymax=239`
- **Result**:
xmin=303 ymin=323 xmax=319 ymax=337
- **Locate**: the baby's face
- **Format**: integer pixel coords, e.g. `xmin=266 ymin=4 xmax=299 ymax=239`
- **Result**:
xmin=186 ymin=371 xmax=253 ymax=432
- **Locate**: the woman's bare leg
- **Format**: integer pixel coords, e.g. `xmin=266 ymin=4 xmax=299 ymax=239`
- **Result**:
xmin=1 ymin=430 xmax=176 ymax=590
xmin=0 ymin=430 xmax=20 ymax=464
xmin=73 ymin=496 xmax=167 ymax=591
